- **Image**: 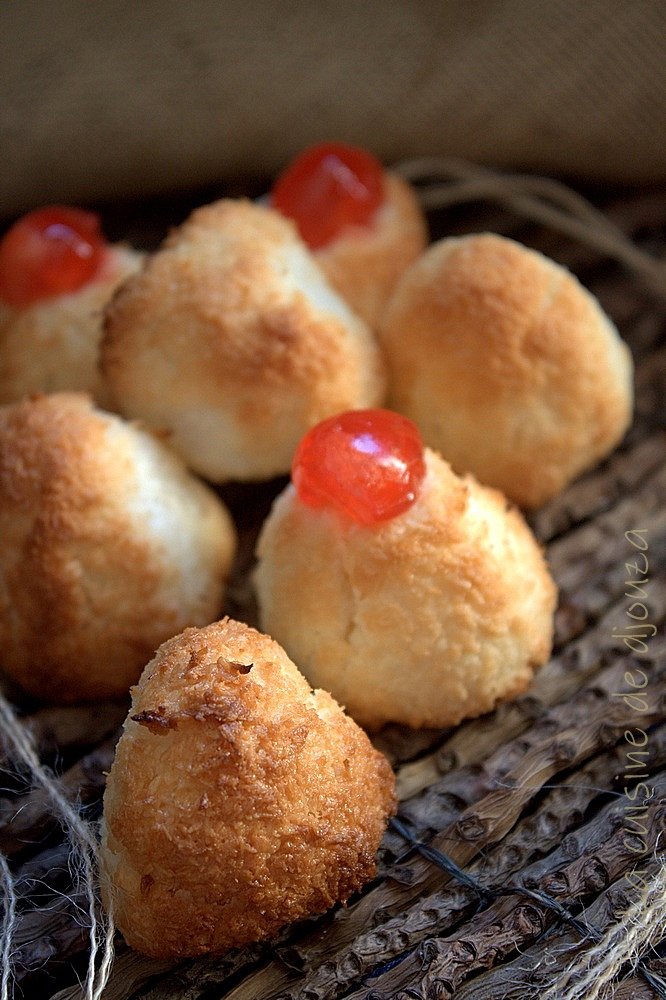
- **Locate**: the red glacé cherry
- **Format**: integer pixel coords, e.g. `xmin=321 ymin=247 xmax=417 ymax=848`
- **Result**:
xmin=271 ymin=143 xmax=385 ymax=249
xmin=292 ymin=409 xmax=426 ymax=525
xmin=0 ymin=206 xmax=107 ymax=307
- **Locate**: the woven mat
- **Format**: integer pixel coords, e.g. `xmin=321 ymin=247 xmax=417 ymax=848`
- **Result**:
xmin=1 ymin=181 xmax=665 ymax=1000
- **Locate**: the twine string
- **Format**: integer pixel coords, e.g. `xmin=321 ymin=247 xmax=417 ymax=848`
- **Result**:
xmin=395 ymin=157 xmax=666 ymax=302
xmin=542 ymin=864 xmax=666 ymax=1000
xmin=0 ymin=695 xmax=114 ymax=1000
xmin=0 ymin=854 xmax=15 ymax=1000
xmin=389 ymin=817 xmax=666 ymax=1000
xmin=390 ymin=818 xmax=494 ymax=903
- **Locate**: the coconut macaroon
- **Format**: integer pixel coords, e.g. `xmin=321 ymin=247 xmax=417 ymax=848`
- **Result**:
xmin=0 ymin=205 xmax=143 ymax=407
xmin=255 ymin=411 xmax=557 ymax=730
xmin=314 ymin=173 xmax=427 ymax=329
xmin=101 ymin=199 xmax=386 ymax=482
xmin=0 ymin=393 xmax=236 ymax=703
xmin=270 ymin=143 xmax=428 ymax=329
xmin=0 ymin=245 xmax=142 ymax=407
xmin=100 ymin=617 xmax=396 ymax=959
xmin=379 ymin=233 xmax=634 ymax=509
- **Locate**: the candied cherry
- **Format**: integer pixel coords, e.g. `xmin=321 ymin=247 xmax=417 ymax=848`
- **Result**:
xmin=292 ymin=409 xmax=426 ymax=525
xmin=0 ymin=206 xmax=107 ymax=307
xmin=271 ymin=142 xmax=384 ymax=249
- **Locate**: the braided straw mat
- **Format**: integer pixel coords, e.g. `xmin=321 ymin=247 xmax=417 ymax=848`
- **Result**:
xmin=0 ymin=162 xmax=665 ymax=999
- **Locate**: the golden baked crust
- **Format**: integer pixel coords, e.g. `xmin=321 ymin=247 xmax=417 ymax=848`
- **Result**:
xmin=315 ymin=173 xmax=428 ymax=329
xmin=0 ymin=393 xmax=236 ymax=702
xmin=0 ymin=246 xmax=142 ymax=407
xmin=255 ymin=449 xmax=557 ymax=729
xmin=379 ymin=233 xmax=634 ymax=508
xmin=100 ymin=618 xmax=396 ymax=958
xmin=102 ymin=200 xmax=387 ymax=481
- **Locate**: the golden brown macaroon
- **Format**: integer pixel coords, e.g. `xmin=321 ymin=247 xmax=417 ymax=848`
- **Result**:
xmin=100 ymin=617 xmax=396 ymax=959
xmin=102 ymin=200 xmax=386 ymax=482
xmin=379 ymin=233 xmax=634 ymax=508
xmin=255 ymin=449 xmax=557 ymax=730
xmin=0 ymin=393 xmax=236 ymax=702
xmin=0 ymin=245 xmax=142 ymax=407
xmin=314 ymin=174 xmax=428 ymax=329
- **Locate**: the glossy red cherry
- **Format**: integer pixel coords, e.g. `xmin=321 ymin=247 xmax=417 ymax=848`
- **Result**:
xmin=292 ymin=409 xmax=426 ymax=525
xmin=0 ymin=206 xmax=107 ymax=307
xmin=271 ymin=143 xmax=385 ymax=249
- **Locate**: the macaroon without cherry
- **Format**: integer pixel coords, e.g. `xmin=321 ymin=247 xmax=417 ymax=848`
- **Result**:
xmin=271 ymin=142 xmax=428 ymax=328
xmin=255 ymin=409 xmax=557 ymax=730
xmin=0 ymin=206 xmax=142 ymax=406
xmin=0 ymin=393 xmax=236 ymax=702
xmin=102 ymin=198 xmax=386 ymax=482
xmin=100 ymin=617 xmax=396 ymax=959
xmin=379 ymin=233 xmax=634 ymax=508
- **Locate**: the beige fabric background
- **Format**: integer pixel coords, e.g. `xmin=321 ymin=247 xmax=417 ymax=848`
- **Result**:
xmin=2 ymin=0 xmax=665 ymax=218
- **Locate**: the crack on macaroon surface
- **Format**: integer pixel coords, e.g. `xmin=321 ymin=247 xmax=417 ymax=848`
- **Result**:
xmin=99 ymin=619 xmax=396 ymax=959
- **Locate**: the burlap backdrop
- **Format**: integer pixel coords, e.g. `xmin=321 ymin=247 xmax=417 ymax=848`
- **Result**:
xmin=1 ymin=0 xmax=665 ymax=217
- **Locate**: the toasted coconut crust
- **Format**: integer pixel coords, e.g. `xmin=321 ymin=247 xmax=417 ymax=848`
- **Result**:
xmin=255 ymin=449 xmax=557 ymax=730
xmin=0 ymin=246 xmax=142 ymax=407
xmin=315 ymin=173 xmax=428 ymax=329
xmin=0 ymin=393 xmax=236 ymax=702
xmin=101 ymin=200 xmax=386 ymax=482
xmin=100 ymin=618 xmax=396 ymax=958
xmin=378 ymin=233 xmax=634 ymax=508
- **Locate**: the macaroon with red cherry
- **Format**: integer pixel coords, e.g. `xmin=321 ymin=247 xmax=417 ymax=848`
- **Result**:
xmin=0 ymin=206 xmax=142 ymax=405
xmin=255 ymin=408 xmax=557 ymax=730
